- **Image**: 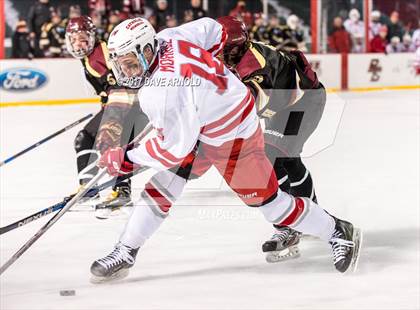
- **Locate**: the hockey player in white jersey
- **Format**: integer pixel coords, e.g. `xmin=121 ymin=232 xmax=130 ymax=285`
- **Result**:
xmin=90 ymin=17 xmax=362 ymax=282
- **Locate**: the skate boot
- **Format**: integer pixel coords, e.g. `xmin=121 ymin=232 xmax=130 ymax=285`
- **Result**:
xmin=90 ymin=242 xmax=139 ymax=283
xmin=329 ymin=218 xmax=362 ymax=273
xmin=262 ymin=225 xmax=302 ymax=262
xmin=95 ymin=184 xmax=133 ymax=219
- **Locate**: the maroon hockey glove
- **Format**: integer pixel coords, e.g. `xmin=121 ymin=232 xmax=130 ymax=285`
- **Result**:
xmin=98 ymin=146 xmax=140 ymax=176
xmin=96 ymin=121 xmax=123 ymax=154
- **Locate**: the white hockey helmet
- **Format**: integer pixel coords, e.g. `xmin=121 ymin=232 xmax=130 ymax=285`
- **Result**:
xmin=107 ymin=17 xmax=158 ymax=88
xmin=287 ymin=15 xmax=299 ymax=30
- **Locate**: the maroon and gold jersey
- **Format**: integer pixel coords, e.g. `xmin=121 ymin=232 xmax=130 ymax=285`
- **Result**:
xmin=81 ymin=40 xmax=140 ymax=147
xmin=234 ymin=41 xmax=320 ymax=118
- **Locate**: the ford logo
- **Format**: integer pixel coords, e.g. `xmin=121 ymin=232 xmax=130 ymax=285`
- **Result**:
xmin=0 ymin=68 xmax=48 ymax=91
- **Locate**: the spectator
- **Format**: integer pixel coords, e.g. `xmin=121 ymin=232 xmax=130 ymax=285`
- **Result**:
xmin=387 ymin=11 xmax=404 ymax=41
xmin=166 ymin=14 xmax=177 ymax=28
xmin=28 ymin=0 xmax=53 ymax=57
xmin=401 ymin=34 xmax=415 ymax=52
xmin=250 ymin=13 xmax=269 ymax=44
xmin=267 ymin=15 xmax=284 ymax=49
xmin=370 ymin=10 xmax=383 ymax=38
xmin=415 ymin=46 xmax=420 ymax=75
xmin=39 ymin=10 xmax=66 ymax=57
xmin=386 ymin=36 xmax=404 ymax=53
xmin=185 ymin=0 xmax=206 ymax=21
xmin=344 ymin=8 xmax=365 ymax=53
xmin=283 ymin=14 xmax=306 ymax=51
xmin=104 ymin=10 xmax=121 ymax=41
xmin=88 ymin=0 xmax=112 ymax=26
xmin=153 ymin=0 xmax=172 ymax=31
xmin=370 ymin=25 xmax=388 ymax=53
xmin=69 ymin=5 xmax=82 ymax=19
xmin=91 ymin=11 xmax=106 ymax=41
xmin=229 ymin=1 xmax=253 ymax=29
xmin=12 ymin=19 xmax=32 ymax=59
xmin=328 ymin=16 xmax=352 ymax=53
xmin=183 ymin=10 xmax=194 ymax=24
xmin=412 ymin=20 xmax=420 ymax=48
xmin=122 ymin=0 xmax=146 ymax=18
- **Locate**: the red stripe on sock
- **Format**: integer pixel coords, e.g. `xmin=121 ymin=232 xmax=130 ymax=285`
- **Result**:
xmin=279 ymin=197 xmax=306 ymax=226
xmin=145 ymin=183 xmax=172 ymax=213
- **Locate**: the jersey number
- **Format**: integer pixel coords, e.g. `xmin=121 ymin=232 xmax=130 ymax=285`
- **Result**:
xmin=178 ymin=40 xmax=227 ymax=94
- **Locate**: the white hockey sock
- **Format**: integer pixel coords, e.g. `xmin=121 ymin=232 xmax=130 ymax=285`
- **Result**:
xmin=119 ymin=170 xmax=187 ymax=248
xmin=259 ymin=192 xmax=335 ymax=241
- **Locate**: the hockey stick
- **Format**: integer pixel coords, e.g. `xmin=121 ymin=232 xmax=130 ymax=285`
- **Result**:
xmin=0 ymin=123 xmax=153 ymax=234
xmin=0 ymin=167 xmax=148 ymax=235
xmin=0 ymin=113 xmax=93 ymax=167
xmin=0 ymin=123 xmax=152 ymax=275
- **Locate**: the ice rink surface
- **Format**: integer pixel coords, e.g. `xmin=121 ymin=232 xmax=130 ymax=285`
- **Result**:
xmin=0 ymin=90 xmax=419 ymax=310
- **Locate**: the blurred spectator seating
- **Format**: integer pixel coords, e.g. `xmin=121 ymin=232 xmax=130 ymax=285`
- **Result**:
xmin=386 ymin=36 xmax=404 ymax=53
xmin=88 ymin=0 xmax=112 ymax=26
xmin=185 ymin=0 xmax=206 ymax=21
xmin=387 ymin=11 xmax=404 ymax=41
xmin=229 ymin=0 xmax=253 ymax=29
xmin=401 ymin=34 xmax=416 ymax=52
xmin=282 ymin=14 xmax=306 ymax=51
xmin=153 ymin=0 xmax=172 ymax=31
xmin=328 ymin=16 xmax=352 ymax=53
xmin=370 ymin=25 xmax=388 ymax=53
xmin=39 ymin=10 xmax=66 ymax=57
xmin=344 ymin=8 xmax=365 ymax=53
xmin=122 ymin=0 xmax=145 ymax=17
xmin=250 ymin=13 xmax=270 ymax=44
xmin=28 ymin=0 xmax=54 ymax=57
xmin=370 ymin=10 xmax=383 ymax=38
xmin=12 ymin=19 xmax=33 ymax=59
xmin=411 ymin=20 xmax=420 ymax=48
xmin=267 ymin=15 xmax=286 ymax=49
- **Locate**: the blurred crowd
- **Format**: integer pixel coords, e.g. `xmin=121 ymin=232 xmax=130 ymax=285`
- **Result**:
xmin=328 ymin=8 xmax=420 ymax=54
xmin=11 ymin=0 xmax=420 ymax=59
xmin=12 ymin=0 xmax=309 ymax=58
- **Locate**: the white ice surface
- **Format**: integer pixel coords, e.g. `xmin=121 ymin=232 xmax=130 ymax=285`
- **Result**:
xmin=0 ymin=90 xmax=419 ymax=310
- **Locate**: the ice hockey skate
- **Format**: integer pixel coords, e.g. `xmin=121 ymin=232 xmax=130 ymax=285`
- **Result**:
xmin=70 ymin=184 xmax=100 ymax=212
xmin=262 ymin=225 xmax=302 ymax=262
xmin=329 ymin=218 xmax=363 ymax=273
xmin=94 ymin=184 xmax=133 ymax=219
xmin=90 ymin=242 xmax=139 ymax=283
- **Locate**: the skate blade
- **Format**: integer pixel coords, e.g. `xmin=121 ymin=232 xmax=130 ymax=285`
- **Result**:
xmin=265 ymin=245 xmax=301 ymax=263
xmin=90 ymin=268 xmax=129 ymax=284
xmin=95 ymin=206 xmax=133 ymax=220
xmin=346 ymin=227 xmax=363 ymax=274
xmin=70 ymin=197 xmax=101 ymax=212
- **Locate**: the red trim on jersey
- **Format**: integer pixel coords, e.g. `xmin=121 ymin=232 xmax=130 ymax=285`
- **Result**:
xmin=145 ymin=183 xmax=171 ymax=212
xmin=208 ymin=27 xmax=227 ymax=55
xmin=202 ymin=92 xmax=254 ymax=138
xmin=151 ymin=138 xmax=183 ymax=164
xmin=145 ymin=140 xmax=173 ymax=168
xmin=149 ymin=56 xmax=159 ymax=74
xmin=279 ymin=197 xmax=306 ymax=226
xmin=202 ymin=90 xmax=251 ymax=133
xmin=203 ymin=96 xmax=254 ymax=138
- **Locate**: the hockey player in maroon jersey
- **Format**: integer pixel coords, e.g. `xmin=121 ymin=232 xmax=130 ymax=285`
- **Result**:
xmin=65 ymin=16 xmax=149 ymax=214
xmin=89 ymin=17 xmax=361 ymax=282
xmin=215 ymin=16 xmax=327 ymax=261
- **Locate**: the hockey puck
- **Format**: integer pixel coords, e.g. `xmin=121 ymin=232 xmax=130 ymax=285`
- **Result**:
xmin=59 ymin=290 xmax=76 ymax=296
